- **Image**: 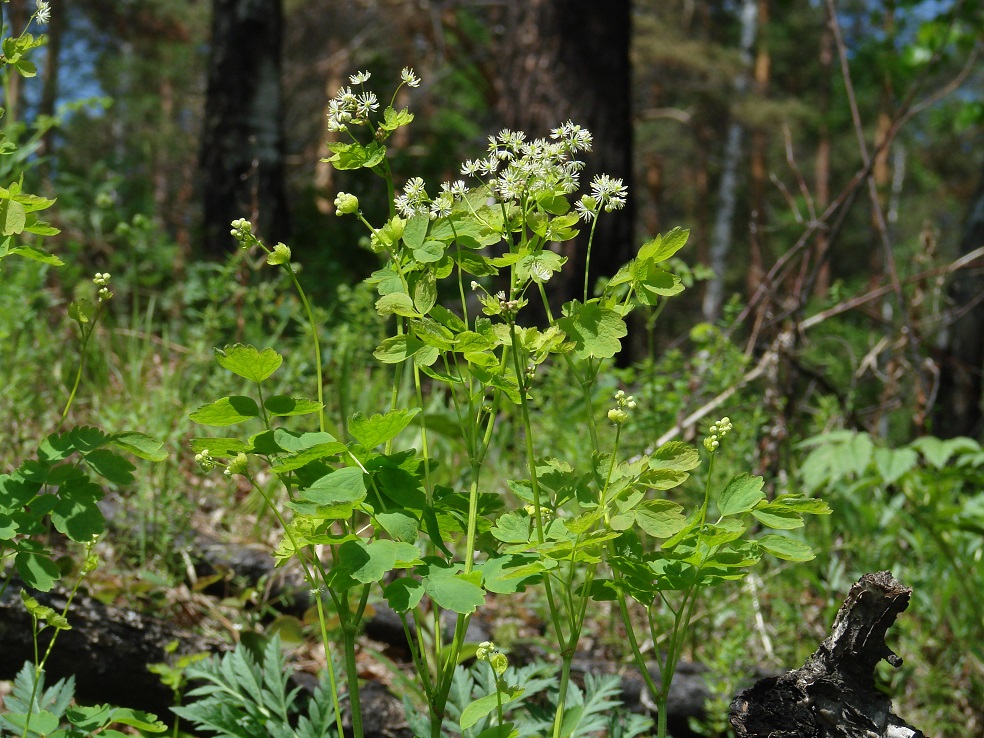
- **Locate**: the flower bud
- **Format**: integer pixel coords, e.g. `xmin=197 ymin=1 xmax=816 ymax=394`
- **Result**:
xmin=267 ymin=242 xmax=292 ymax=266
xmin=335 ymin=192 xmax=360 ymax=215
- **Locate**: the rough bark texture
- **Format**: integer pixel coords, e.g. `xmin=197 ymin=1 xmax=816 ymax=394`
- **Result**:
xmin=935 ymin=171 xmax=984 ymax=439
xmin=0 ymin=577 xmax=225 ymax=719
xmin=730 ymin=571 xmax=924 ymax=738
xmin=200 ymin=0 xmax=289 ymax=256
xmin=491 ymin=0 xmax=634 ymax=312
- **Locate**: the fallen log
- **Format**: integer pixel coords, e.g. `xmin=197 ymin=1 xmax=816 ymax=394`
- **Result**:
xmin=0 ymin=576 xmax=224 ymax=718
xmin=730 ymin=571 xmax=924 ymax=738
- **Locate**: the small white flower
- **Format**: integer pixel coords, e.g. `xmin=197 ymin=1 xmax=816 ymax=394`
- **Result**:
xmin=34 ymin=0 xmax=51 ymax=25
xmin=400 ymin=67 xmax=421 ymax=88
xmin=349 ymin=70 xmax=372 ymax=84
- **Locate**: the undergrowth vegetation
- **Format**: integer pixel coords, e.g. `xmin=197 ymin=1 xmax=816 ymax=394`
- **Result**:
xmin=1 ymin=10 xmax=983 ymax=738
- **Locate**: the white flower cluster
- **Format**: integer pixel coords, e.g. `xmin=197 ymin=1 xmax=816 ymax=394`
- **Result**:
xmin=703 ymin=417 xmax=733 ymax=452
xmin=34 ymin=0 xmax=51 ymax=25
xmin=460 ymin=121 xmax=592 ymax=205
xmin=394 ymin=177 xmax=468 ymax=220
xmin=576 ymin=174 xmax=628 ymax=222
xmin=327 ymin=71 xmax=380 ymax=133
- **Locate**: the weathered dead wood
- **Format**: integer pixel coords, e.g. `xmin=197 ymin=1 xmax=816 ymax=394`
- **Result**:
xmin=0 ymin=576 xmax=225 ymax=718
xmin=730 ymin=571 xmax=924 ymax=738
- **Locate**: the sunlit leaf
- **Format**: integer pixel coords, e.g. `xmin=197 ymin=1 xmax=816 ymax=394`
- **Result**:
xmin=214 ymin=344 xmax=283 ymax=383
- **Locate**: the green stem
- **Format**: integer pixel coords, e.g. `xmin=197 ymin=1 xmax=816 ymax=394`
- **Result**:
xmin=282 ymin=265 xmax=330 ymax=435
xmin=341 ymin=626 xmax=365 ymax=738
xmin=583 ymin=215 xmax=601 ymax=302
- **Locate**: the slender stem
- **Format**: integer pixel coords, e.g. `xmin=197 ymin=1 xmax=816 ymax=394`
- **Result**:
xmin=341 ymin=627 xmax=364 ymax=738
xmin=284 ymin=266 xmax=329 ymax=435
xmin=583 ymin=215 xmax=601 ymax=302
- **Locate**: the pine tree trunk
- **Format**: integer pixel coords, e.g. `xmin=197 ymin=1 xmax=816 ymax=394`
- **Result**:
xmin=492 ymin=0 xmax=633 ymax=310
xmin=934 ymin=172 xmax=984 ymax=438
xmin=200 ymin=0 xmax=289 ymax=256
xmin=702 ymin=0 xmax=756 ymax=322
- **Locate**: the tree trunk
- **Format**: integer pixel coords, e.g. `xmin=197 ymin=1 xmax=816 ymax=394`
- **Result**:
xmin=491 ymin=0 xmax=634 ymax=310
xmin=702 ymin=0 xmax=756 ymax=322
xmin=747 ymin=0 xmax=770 ymax=301
xmin=200 ymin=0 xmax=289 ymax=256
xmin=38 ymin=0 xmax=64 ymax=167
xmin=2 ymin=0 xmax=30 ymax=124
xmin=934 ymin=171 xmax=984 ymax=438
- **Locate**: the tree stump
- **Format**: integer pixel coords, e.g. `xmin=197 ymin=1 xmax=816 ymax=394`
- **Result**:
xmin=730 ymin=571 xmax=924 ymax=738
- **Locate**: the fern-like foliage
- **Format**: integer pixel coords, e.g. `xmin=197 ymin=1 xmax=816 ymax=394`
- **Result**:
xmin=0 ymin=662 xmax=75 ymax=737
xmin=407 ymin=659 xmax=654 ymax=738
xmin=171 ymin=636 xmax=339 ymax=738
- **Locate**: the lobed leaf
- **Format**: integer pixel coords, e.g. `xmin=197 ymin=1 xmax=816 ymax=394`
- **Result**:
xmin=214 ymin=344 xmax=283 ymax=383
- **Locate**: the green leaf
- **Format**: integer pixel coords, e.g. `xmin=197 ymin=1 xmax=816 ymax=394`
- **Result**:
xmin=478 ymin=554 xmax=542 ymax=594
xmin=189 ymin=437 xmax=252 ymax=457
xmin=270 ymin=442 xmax=346 ymax=473
xmin=374 ymin=334 xmax=426 ymax=363
xmin=403 ymin=213 xmax=429 ymax=249
xmin=718 ymin=474 xmax=765 ymax=516
xmin=70 ymin=425 xmax=111 ymax=452
xmin=7 ymin=244 xmax=63 ymax=265
xmin=475 ymin=724 xmax=519 ymax=738
xmin=750 ymin=505 xmax=804 ymax=530
xmin=263 ymin=396 xmax=323 ymax=417
xmin=82 ymin=449 xmax=135 ymax=485
xmin=648 ymin=442 xmax=701 ymax=471
xmin=189 ymin=396 xmax=260 ymax=426
xmin=491 ymin=511 xmax=532 ymax=544
xmin=109 ymin=432 xmax=168 ymax=462
xmin=51 ymin=478 xmax=105 ymax=541
xmin=557 ymin=302 xmax=627 ymax=359
xmin=66 ymin=704 xmax=113 ymax=731
xmin=105 ymin=708 xmax=167 ymax=733
xmin=0 ymin=198 xmax=26 ymax=235
xmin=634 ymin=500 xmax=687 ymax=538
xmin=214 ymin=344 xmax=283 ymax=383
xmin=349 ymin=408 xmax=421 ymax=449
xmin=873 ymin=447 xmax=918 ymax=485
xmin=375 ymin=511 xmax=419 ymax=543
xmin=413 ymin=240 xmax=445 ymax=263
xmin=376 ymin=292 xmax=421 ymax=317
xmin=460 ymin=687 xmax=524 ymax=730
xmin=302 ymin=466 xmax=367 ymax=505
xmin=324 ymin=140 xmax=386 ymax=170
xmin=273 ymin=429 xmax=338 ymax=453
xmin=383 ymin=577 xmax=425 ymax=611
xmin=16 ymin=549 xmax=61 ymax=591
xmin=758 ymin=534 xmax=815 ymax=562
xmin=413 ymin=272 xmax=438 ymax=314
xmin=638 ymin=227 xmax=689 ymax=263
xmin=337 ymin=539 xmax=421 ymax=583
xmin=422 ymin=564 xmax=485 ymax=614
xmin=0 ymin=473 xmax=39 ymax=508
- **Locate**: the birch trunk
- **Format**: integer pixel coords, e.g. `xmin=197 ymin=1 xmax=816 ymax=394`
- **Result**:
xmin=702 ymin=0 xmax=757 ymax=322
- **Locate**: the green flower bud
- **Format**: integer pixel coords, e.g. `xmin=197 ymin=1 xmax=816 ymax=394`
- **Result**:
xmin=489 ymin=652 xmax=508 ymax=677
xmin=335 ymin=192 xmax=359 ymax=215
xmin=267 ymin=242 xmax=292 ymax=266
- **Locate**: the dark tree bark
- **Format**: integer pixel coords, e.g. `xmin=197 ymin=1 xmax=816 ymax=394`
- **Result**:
xmin=934 ymin=171 xmax=984 ymax=439
xmin=491 ymin=0 xmax=634 ymax=311
xmin=38 ymin=0 xmax=64 ymax=166
xmin=200 ymin=0 xmax=289 ymax=256
xmin=730 ymin=571 xmax=924 ymax=738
